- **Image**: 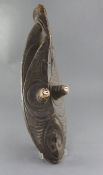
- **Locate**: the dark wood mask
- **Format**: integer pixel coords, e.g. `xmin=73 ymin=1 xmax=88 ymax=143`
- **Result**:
xmin=22 ymin=4 xmax=69 ymax=164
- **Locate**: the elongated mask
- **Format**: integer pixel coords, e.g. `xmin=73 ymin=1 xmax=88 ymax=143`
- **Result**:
xmin=22 ymin=4 xmax=69 ymax=164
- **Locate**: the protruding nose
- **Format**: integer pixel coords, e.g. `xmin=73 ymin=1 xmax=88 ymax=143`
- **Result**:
xmin=50 ymin=85 xmax=69 ymax=100
xmin=62 ymin=85 xmax=69 ymax=94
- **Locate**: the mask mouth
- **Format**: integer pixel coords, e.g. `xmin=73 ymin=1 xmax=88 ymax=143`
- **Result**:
xmin=33 ymin=4 xmax=47 ymax=21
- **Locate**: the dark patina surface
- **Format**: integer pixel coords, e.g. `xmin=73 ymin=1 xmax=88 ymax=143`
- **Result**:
xmin=22 ymin=4 xmax=68 ymax=164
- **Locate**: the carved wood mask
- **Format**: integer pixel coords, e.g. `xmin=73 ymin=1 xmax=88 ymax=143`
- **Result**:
xmin=22 ymin=4 xmax=69 ymax=164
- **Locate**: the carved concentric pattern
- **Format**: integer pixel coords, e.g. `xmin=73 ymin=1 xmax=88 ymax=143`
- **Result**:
xmin=22 ymin=4 xmax=67 ymax=164
xmin=43 ymin=117 xmax=65 ymax=163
